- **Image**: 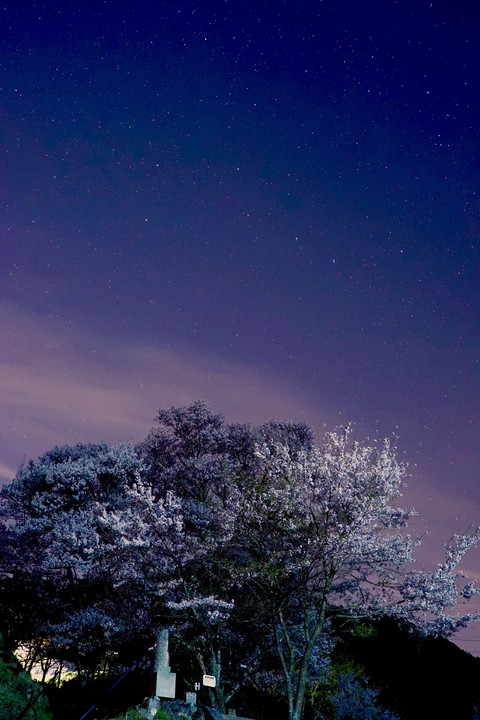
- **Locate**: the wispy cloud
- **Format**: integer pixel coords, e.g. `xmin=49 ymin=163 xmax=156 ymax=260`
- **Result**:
xmin=0 ymin=304 xmax=327 ymax=480
xmin=0 ymin=462 xmax=17 ymax=483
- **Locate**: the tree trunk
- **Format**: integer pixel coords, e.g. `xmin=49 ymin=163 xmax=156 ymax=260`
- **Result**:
xmin=274 ymin=603 xmax=328 ymax=720
xmin=210 ymin=647 xmax=225 ymax=712
xmin=196 ymin=646 xmax=226 ymax=712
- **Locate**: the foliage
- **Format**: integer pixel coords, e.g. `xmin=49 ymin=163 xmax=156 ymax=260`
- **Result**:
xmin=350 ymin=623 xmax=378 ymax=639
xmin=0 ymin=636 xmax=52 ymax=720
xmin=103 ymin=710 xmax=146 ymax=720
xmin=100 ymin=707 xmax=178 ymax=720
xmin=330 ymin=672 xmax=401 ymax=720
xmin=154 ymin=710 xmax=170 ymax=720
xmin=125 ymin=710 xmax=146 ymax=720
xmin=139 ymin=399 xmax=230 ymax=503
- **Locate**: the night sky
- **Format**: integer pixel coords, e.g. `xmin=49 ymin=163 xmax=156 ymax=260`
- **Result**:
xmin=1 ymin=1 xmax=480 ymax=649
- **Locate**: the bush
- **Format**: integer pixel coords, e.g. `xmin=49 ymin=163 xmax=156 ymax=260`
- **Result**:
xmin=104 ymin=709 xmax=146 ymax=720
xmin=111 ymin=710 xmax=146 ymax=720
xmin=155 ymin=710 xmax=170 ymax=720
xmin=0 ymin=649 xmax=52 ymax=720
xmin=331 ymin=672 xmax=401 ymax=720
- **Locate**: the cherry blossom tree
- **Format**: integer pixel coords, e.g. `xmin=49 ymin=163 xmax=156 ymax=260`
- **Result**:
xmin=2 ymin=404 xmax=479 ymax=720
xmin=232 ymin=424 xmax=480 ymax=720
xmin=138 ymin=401 xmax=243 ymax=710
xmin=0 ymin=442 xmax=180 ymax=677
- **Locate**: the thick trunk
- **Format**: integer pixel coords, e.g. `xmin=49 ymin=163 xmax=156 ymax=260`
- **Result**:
xmin=210 ymin=647 xmax=225 ymax=712
xmin=197 ymin=646 xmax=226 ymax=712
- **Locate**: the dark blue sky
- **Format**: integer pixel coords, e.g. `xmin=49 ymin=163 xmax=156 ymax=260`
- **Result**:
xmin=1 ymin=0 xmax=480 ymax=648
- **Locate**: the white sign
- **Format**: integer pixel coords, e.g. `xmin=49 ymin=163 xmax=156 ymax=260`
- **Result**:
xmin=203 ymin=674 xmax=216 ymax=688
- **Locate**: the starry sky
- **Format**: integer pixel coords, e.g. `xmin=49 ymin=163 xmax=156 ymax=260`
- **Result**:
xmin=1 ymin=1 xmax=480 ymax=648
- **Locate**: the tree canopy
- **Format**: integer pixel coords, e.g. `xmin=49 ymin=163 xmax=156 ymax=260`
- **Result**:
xmin=1 ymin=402 xmax=479 ymax=720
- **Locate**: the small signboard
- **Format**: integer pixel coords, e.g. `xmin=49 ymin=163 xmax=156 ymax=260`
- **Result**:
xmin=186 ymin=691 xmax=197 ymax=706
xmin=203 ymin=674 xmax=216 ymax=688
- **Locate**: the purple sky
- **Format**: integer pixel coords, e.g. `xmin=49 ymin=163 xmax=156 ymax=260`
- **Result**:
xmin=1 ymin=0 xmax=480 ymax=652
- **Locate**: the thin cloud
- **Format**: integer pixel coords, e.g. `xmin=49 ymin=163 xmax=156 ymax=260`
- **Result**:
xmin=0 ymin=462 xmax=17 ymax=483
xmin=0 ymin=304 xmax=327 ymax=478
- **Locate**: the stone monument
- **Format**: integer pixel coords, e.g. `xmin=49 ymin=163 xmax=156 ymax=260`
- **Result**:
xmin=155 ymin=629 xmax=176 ymax=699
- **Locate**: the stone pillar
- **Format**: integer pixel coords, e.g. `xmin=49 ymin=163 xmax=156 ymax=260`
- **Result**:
xmin=155 ymin=629 xmax=176 ymax=699
xmin=155 ymin=629 xmax=169 ymax=671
